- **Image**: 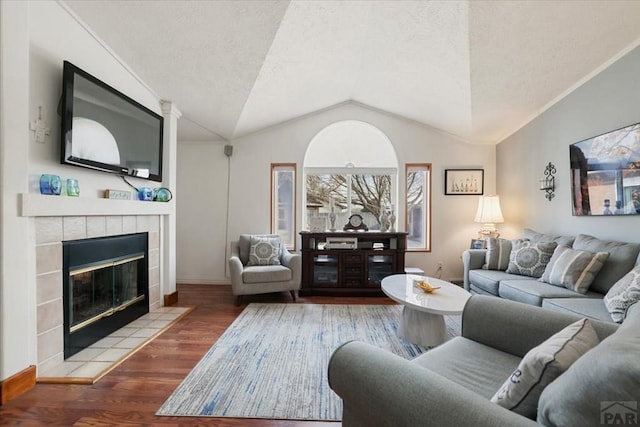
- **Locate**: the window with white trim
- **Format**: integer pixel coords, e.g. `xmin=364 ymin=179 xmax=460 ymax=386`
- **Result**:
xmin=406 ymin=163 xmax=431 ymax=251
xmin=271 ymin=163 xmax=296 ymax=249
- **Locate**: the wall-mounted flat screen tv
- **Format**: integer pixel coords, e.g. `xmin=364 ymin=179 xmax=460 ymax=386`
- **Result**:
xmin=60 ymin=61 xmax=163 ymax=182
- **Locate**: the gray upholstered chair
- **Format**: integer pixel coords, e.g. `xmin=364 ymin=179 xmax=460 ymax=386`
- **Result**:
xmin=228 ymin=234 xmax=301 ymax=306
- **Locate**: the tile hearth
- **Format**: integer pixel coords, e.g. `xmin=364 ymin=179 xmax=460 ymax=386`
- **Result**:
xmin=38 ymin=306 xmax=190 ymax=383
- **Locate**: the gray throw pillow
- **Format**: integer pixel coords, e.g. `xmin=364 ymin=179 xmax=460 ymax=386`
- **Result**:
xmin=507 ymin=240 xmax=557 ymax=278
xmin=483 ymin=238 xmax=512 ymax=271
xmin=604 ymin=266 xmax=640 ymax=323
xmin=539 ymin=245 xmax=609 ymax=294
xmin=247 ymin=235 xmax=281 ymax=266
xmin=491 ymin=318 xmax=599 ymax=419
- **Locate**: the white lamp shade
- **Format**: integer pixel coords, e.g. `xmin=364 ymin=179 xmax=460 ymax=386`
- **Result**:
xmin=474 ymin=195 xmax=504 ymax=223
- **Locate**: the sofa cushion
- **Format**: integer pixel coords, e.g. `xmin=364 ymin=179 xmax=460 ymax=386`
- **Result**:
xmin=469 ymin=270 xmax=525 ymax=296
xmin=604 ymin=265 xmax=640 ymax=323
xmin=507 ymin=240 xmax=557 ymax=278
xmin=522 ymin=228 xmax=575 ymax=246
xmin=499 ymin=280 xmax=597 ymax=307
xmin=247 ymin=235 xmax=281 ymax=266
xmin=413 ymin=336 xmax=521 ymax=399
xmin=483 ymin=238 xmax=512 ymax=271
xmin=242 ymin=265 xmax=292 ymax=283
xmin=539 ymin=245 xmax=609 ymax=293
xmin=491 ymin=318 xmax=599 ymax=419
xmin=537 ymin=310 xmax=637 ymax=427
xmin=542 ymin=298 xmax=611 ymax=322
xmin=572 ymin=234 xmax=640 ymax=294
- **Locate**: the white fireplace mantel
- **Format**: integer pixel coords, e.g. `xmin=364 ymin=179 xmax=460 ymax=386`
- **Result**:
xmin=19 ymin=193 xmax=173 ymax=217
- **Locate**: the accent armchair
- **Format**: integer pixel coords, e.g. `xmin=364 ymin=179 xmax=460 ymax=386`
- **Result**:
xmin=228 ymin=234 xmax=301 ymax=306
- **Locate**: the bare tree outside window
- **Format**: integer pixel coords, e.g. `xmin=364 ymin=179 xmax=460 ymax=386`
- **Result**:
xmin=305 ymin=173 xmax=392 ymax=230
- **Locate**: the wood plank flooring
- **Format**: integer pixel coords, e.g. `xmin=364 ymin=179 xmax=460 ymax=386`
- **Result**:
xmin=0 ymin=284 xmax=395 ymax=426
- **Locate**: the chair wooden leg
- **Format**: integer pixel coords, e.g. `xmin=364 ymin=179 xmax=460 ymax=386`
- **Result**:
xmin=290 ymin=290 xmax=298 ymax=301
xmin=235 ymin=295 xmax=241 ymax=306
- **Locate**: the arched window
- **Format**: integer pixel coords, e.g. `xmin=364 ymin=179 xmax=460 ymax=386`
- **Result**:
xmin=303 ymin=121 xmax=398 ymax=232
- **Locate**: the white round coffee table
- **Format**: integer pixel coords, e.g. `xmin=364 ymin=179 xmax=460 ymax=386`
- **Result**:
xmin=381 ymin=274 xmax=470 ymax=347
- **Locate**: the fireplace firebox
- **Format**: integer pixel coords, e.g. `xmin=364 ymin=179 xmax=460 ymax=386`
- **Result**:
xmin=63 ymin=233 xmax=149 ymax=358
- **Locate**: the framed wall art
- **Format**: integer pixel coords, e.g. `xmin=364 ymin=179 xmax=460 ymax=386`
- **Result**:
xmin=470 ymin=239 xmax=486 ymax=249
xmin=445 ymin=169 xmax=484 ymax=195
xmin=570 ymin=122 xmax=640 ymax=216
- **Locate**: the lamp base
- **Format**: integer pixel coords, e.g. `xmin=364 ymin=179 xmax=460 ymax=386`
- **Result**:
xmin=477 ymin=224 xmax=500 ymax=239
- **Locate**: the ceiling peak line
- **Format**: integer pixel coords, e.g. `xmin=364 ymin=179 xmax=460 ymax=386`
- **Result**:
xmin=230 ymin=0 xmax=295 ymax=138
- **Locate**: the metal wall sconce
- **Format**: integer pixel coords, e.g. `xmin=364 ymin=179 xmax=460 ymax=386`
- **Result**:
xmin=539 ymin=162 xmax=556 ymax=201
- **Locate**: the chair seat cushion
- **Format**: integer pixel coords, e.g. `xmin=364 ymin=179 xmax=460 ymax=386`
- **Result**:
xmin=412 ymin=336 xmax=521 ymax=399
xmin=499 ymin=280 xmax=598 ymax=307
xmin=242 ymin=265 xmax=292 ymax=284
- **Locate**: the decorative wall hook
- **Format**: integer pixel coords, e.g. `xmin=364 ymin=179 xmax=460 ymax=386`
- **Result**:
xmin=539 ymin=162 xmax=556 ymax=201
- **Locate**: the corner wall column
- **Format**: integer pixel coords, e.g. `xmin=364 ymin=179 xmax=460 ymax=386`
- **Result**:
xmin=160 ymin=101 xmax=182 ymax=300
xmin=0 ymin=0 xmax=35 ymax=385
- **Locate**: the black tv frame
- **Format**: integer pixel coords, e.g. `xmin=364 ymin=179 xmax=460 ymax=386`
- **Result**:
xmin=60 ymin=60 xmax=164 ymax=182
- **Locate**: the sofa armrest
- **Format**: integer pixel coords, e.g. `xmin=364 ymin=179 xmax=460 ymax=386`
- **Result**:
xmin=228 ymin=241 xmax=244 ymax=289
xmin=462 ymin=249 xmax=487 ymax=290
xmin=329 ymin=341 xmax=537 ymax=427
xmin=281 ymin=250 xmax=301 ymax=284
xmin=462 ymin=296 xmax=618 ymax=357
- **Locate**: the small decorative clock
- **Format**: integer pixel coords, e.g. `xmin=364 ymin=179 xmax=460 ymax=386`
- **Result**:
xmin=343 ymin=214 xmax=368 ymax=231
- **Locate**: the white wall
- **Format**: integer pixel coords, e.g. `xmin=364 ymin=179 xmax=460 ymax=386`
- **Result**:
xmin=497 ymin=44 xmax=640 ymax=243
xmin=28 ymin=1 xmax=162 ymax=197
xmin=177 ymin=102 xmax=496 ymax=284
xmin=0 ymin=1 xmax=170 ymax=381
xmin=176 ymin=142 xmax=229 ymax=284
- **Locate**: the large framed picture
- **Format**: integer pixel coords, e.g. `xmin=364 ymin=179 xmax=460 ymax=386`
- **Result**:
xmin=445 ymin=169 xmax=484 ymax=195
xmin=570 ymin=122 xmax=640 ymax=216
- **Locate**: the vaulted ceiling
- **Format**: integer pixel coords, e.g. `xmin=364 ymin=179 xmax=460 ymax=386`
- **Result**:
xmin=63 ymin=0 xmax=640 ymax=144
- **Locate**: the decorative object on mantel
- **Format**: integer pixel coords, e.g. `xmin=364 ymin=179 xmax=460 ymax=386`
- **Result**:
xmin=153 ymin=187 xmax=173 ymax=202
xmin=138 ymin=187 xmax=154 ymax=201
xmin=474 ymin=194 xmax=504 ymax=239
xmin=66 ymin=179 xmax=80 ymax=197
xmin=39 ymin=174 xmax=61 ymax=195
xmin=570 ymin=122 xmax=640 ymax=216
xmin=540 ymin=162 xmax=556 ymax=201
xmin=104 ymin=189 xmax=132 ymax=200
xmin=445 ymin=169 xmax=484 ymax=195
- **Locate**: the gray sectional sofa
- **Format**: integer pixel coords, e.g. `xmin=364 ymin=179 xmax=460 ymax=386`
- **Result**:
xmin=462 ymin=229 xmax=640 ymax=322
xmin=328 ymin=296 xmax=639 ymax=426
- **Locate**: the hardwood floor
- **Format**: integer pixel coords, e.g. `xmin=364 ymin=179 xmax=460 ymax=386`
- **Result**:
xmin=0 ymin=284 xmax=394 ymax=426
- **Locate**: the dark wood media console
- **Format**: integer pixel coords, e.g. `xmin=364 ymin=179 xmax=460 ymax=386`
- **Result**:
xmin=299 ymin=231 xmax=407 ymax=296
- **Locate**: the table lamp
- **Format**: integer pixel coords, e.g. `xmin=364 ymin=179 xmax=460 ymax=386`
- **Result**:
xmin=474 ymin=195 xmax=504 ymax=238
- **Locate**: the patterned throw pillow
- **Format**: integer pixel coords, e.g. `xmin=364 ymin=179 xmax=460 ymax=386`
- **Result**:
xmin=483 ymin=238 xmax=512 ymax=271
xmin=604 ymin=266 xmax=640 ymax=323
xmin=506 ymin=240 xmax=557 ymax=278
xmin=539 ymin=245 xmax=609 ymax=294
xmin=247 ymin=235 xmax=281 ymax=266
xmin=490 ymin=318 xmax=599 ymax=418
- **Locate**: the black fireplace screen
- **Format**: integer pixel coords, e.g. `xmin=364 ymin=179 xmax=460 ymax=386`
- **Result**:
xmin=69 ymin=255 xmax=144 ymax=332
xmin=63 ymin=233 xmax=149 ymax=358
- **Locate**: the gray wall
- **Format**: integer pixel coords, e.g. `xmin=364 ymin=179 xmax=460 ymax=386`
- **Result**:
xmin=497 ymin=45 xmax=640 ymax=242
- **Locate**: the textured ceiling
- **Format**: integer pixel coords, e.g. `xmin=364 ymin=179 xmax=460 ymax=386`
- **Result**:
xmin=63 ymin=0 xmax=640 ymax=144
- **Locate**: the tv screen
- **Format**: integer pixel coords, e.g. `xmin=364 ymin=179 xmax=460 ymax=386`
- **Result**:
xmin=60 ymin=61 xmax=163 ymax=182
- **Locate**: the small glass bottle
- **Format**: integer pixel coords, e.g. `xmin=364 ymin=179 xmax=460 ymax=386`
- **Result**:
xmin=66 ymin=179 xmax=80 ymax=197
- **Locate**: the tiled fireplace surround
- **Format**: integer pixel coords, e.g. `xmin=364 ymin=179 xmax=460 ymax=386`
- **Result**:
xmin=34 ymin=214 xmax=162 ymax=375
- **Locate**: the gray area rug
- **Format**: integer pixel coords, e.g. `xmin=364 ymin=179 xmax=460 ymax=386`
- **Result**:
xmin=157 ymin=303 xmax=461 ymax=421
